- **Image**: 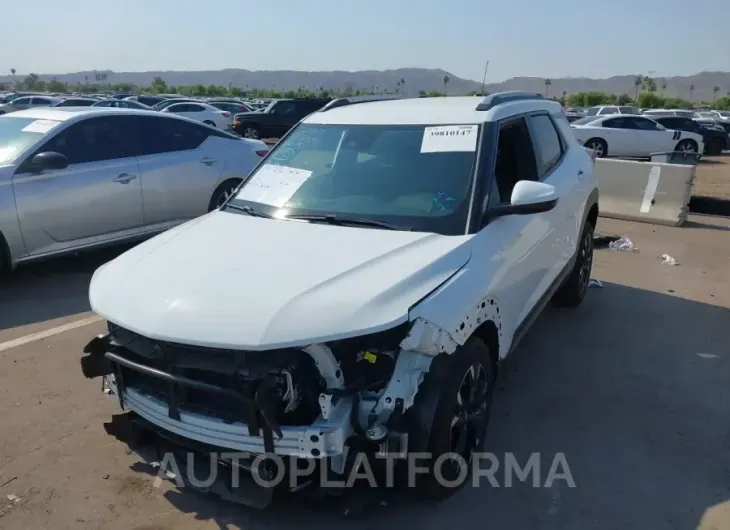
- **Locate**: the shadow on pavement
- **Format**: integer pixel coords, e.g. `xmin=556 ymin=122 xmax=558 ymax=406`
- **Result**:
xmin=0 ymin=245 xmax=133 ymax=331
xmin=122 ymin=282 xmax=730 ymax=529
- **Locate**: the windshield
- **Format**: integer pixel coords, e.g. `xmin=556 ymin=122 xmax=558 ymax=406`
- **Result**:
xmin=0 ymin=116 xmax=60 ymax=165
xmin=229 ymin=122 xmax=480 ymax=235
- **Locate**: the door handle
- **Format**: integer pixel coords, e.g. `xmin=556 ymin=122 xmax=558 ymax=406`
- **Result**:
xmin=200 ymin=157 xmax=217 ymax=166
xmin=113 ymin=173 xmax=137 ymax=184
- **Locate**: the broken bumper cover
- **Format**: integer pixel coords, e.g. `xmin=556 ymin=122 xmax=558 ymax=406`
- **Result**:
xmin=81 ymin=334 xmax=351 ymax=460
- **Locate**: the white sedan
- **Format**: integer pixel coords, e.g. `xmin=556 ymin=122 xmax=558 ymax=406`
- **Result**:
xmin=161 ymin=102 xmax=233 ymax=129
xmin=570 ymin=115 xmax=704 ymax=158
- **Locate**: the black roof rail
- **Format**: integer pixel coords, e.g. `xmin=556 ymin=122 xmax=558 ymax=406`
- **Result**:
xmin=475 ymin=91 xmax=544 ymax=111
xmin=320 ymin=94 xmax=408 ymax=112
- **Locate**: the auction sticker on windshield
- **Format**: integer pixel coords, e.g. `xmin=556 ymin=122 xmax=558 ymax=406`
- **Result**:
xmin=22 ymin=119 xmax=61 ymax=134
xmin=421 ymin=125 xmax=478 ymax=153
xmin=235 ymin=164 xmax=313 ymax=207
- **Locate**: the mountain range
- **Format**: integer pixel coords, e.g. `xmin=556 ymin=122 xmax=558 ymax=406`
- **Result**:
xmin=1 ymin=68 xmax=729 ymax=101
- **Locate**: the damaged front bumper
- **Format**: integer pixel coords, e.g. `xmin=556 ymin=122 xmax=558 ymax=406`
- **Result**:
xmin=80 ymin=329 xmax=426 ymax=481
xmin=81 ymin=334 xmax=351 ymax=462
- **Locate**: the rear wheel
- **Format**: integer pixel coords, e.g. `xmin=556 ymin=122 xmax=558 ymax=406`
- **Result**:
xmin=208 ymin=179 xmax=242 ymax=211
xmin=584 ymin=138 xmax=607 ymax=158
xmin=404 ymin=337 xmax=496 ymax=500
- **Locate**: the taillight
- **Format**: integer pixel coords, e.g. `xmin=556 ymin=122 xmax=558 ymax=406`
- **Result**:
xmin=221 ymin=112 xmax=231 ymax=118
xmin=256 ymin=150 xmax=269 ymax=157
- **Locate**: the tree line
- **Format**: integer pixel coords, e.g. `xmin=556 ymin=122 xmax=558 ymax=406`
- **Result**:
xmin=2 ymin=72 xmax=729 ymax=111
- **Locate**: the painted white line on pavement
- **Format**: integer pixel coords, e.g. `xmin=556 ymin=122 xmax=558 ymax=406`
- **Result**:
xmin=0 ymin=315 xmax=103 ymax=353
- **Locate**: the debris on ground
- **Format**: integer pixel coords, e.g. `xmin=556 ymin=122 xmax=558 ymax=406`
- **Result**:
xmin=608 ymin=237 xmax=637 ymax=252
xmin=660 ymin=254 xmax=679 ymax=266
xmin=588 ymin=279 xmax=604 ymax=288
xmin=6 ymin=494 xmax=21 ymax=503
xmin=593 ymin=233 xmax=622 ymax=249
xmin=0 ymin=477 xmax=17 ymax=488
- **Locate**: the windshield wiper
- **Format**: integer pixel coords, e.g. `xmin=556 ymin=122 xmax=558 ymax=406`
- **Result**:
xmin=285 ymin=214 xmax=409 ymax=231
xmin=225 ymin=203 xmax=274 ymax=218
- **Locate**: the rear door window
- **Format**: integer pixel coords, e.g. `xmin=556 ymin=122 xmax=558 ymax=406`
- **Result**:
xmin=135 ymin=116 xmax=210 ymax=155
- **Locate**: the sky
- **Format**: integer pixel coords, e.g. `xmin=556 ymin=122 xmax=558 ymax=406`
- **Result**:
xmin=3 ymin=0 xmax=729 ymax=83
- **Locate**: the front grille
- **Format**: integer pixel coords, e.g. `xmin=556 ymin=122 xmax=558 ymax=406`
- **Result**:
xmin=105 ymin=325 xmax=321 ymax=451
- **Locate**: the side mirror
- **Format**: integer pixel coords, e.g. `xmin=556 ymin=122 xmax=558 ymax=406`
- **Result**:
xmin=486 ymin=180 xmax=558 ymax=220
xmin=31 ymin=151 xmax=69 ymax=171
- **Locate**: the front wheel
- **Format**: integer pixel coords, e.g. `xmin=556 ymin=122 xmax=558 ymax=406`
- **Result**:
xmin=404 ymin=337 xmax=496 ymax=500
xmin=707 ymin=138 xmax=725 ymax=156
xmin=208 ymin=179 xmax=242 ymax=211
xmin=553 ymin=219 xmax=594 ymax=307
xmin=675 ymin=139 xmax=698 ymax=153
xmin=243 ymin=126 xmax=260 ymax=139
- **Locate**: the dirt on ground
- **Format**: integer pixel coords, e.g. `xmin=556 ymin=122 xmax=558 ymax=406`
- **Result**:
xmin=694 ymin=154 xmax=730 ymax=198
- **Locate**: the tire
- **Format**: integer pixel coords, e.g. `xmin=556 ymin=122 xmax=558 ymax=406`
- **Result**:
xmin=208 ymin=178 xmax=242 ymax=211
xmin=243 ymin=126 xmax=260 ymax=139
xmin=584 ymin=138 xmax=607 ymax=158
xmin=203 ymin=120 xmax=216 ymax=127
xmin=553 ymin=219 xmax=595 ymax=307
xmin=403 ymin=337 xmax=496 ymax=500
xmin=707 ymin=138 xmax=725 ymax=156
xmin=0 ymin=233 xmax=10 ymax=280
xmin=675 ymin=139 xmax=698 ymax=153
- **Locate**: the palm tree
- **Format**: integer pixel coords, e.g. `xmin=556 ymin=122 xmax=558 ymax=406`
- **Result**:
xmin=633 ymin=76 xmax=642 ymax=103
xmin=712 ymin=86 xmax=720 ymax=102
xmin=544 ymin=79 xmax=551 ymax=97
xmin=661 ymin=81 xmax=667 ymax=94
xmin=400 ymin=77 xmax=405 ymax=95
xmin=442 ymin=75 xmax=450 ymax=95
xmin=689 ymin=84 xmax=695 ymax=100
xmin=10 ymin=68 xmax=15 ymax=77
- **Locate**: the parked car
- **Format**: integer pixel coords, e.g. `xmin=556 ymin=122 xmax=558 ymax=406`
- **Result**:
xmin=0 ymin=95 xmax=62 ymax=115
xmin=92 ymin=99 xmax=152 ymax=110
xmin=642 ymin=109 xmax=697 ymax=119
xmin=0 ymin=107 xmax=269 ymax=273
xmin=232 ymin=98 xmax=331 ymax=138
xmin=209 ymin=101 xmax=253 ymax=115
xmin=161 ymin=102 xmax=233 ymax=129
xmin=80 ymin=92 xmax=599 ymax=506
xmin=126 ymin=95 xmax=168 ymax=107
xmin=584 ymin=105 xmax=641 ymax=117
xmin=652 ymin=116 xmax=728 ymax=155
xmin=153 ymin=98 xmax=199 ymax=111
xmin=570 ymin=115 xmax=704 ymax=157
xmin=52 ymin=97 xmax=98 ymax=107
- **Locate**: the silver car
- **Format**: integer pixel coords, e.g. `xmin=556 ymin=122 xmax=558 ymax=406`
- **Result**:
xmin=0 ymin=95 xmax=63 ymax=115
xmin=0 ymin=107 xmax=269 ymax=273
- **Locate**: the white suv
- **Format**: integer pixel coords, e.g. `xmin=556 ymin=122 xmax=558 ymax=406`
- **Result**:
xmin=81 ymin=91 xmax=599 ymax=505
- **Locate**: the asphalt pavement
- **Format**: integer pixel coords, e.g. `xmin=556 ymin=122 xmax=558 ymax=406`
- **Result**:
xmin=0 ymin=216 xmax=728 ymax=529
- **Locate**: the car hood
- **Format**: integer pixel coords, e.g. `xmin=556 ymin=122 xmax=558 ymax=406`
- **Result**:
xmin=90 ymin=211 xmax=472 ymax=350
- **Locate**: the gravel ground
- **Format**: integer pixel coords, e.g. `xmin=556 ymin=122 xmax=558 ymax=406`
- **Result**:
xmin=693 ymin=154 xmax=730 ymax=199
